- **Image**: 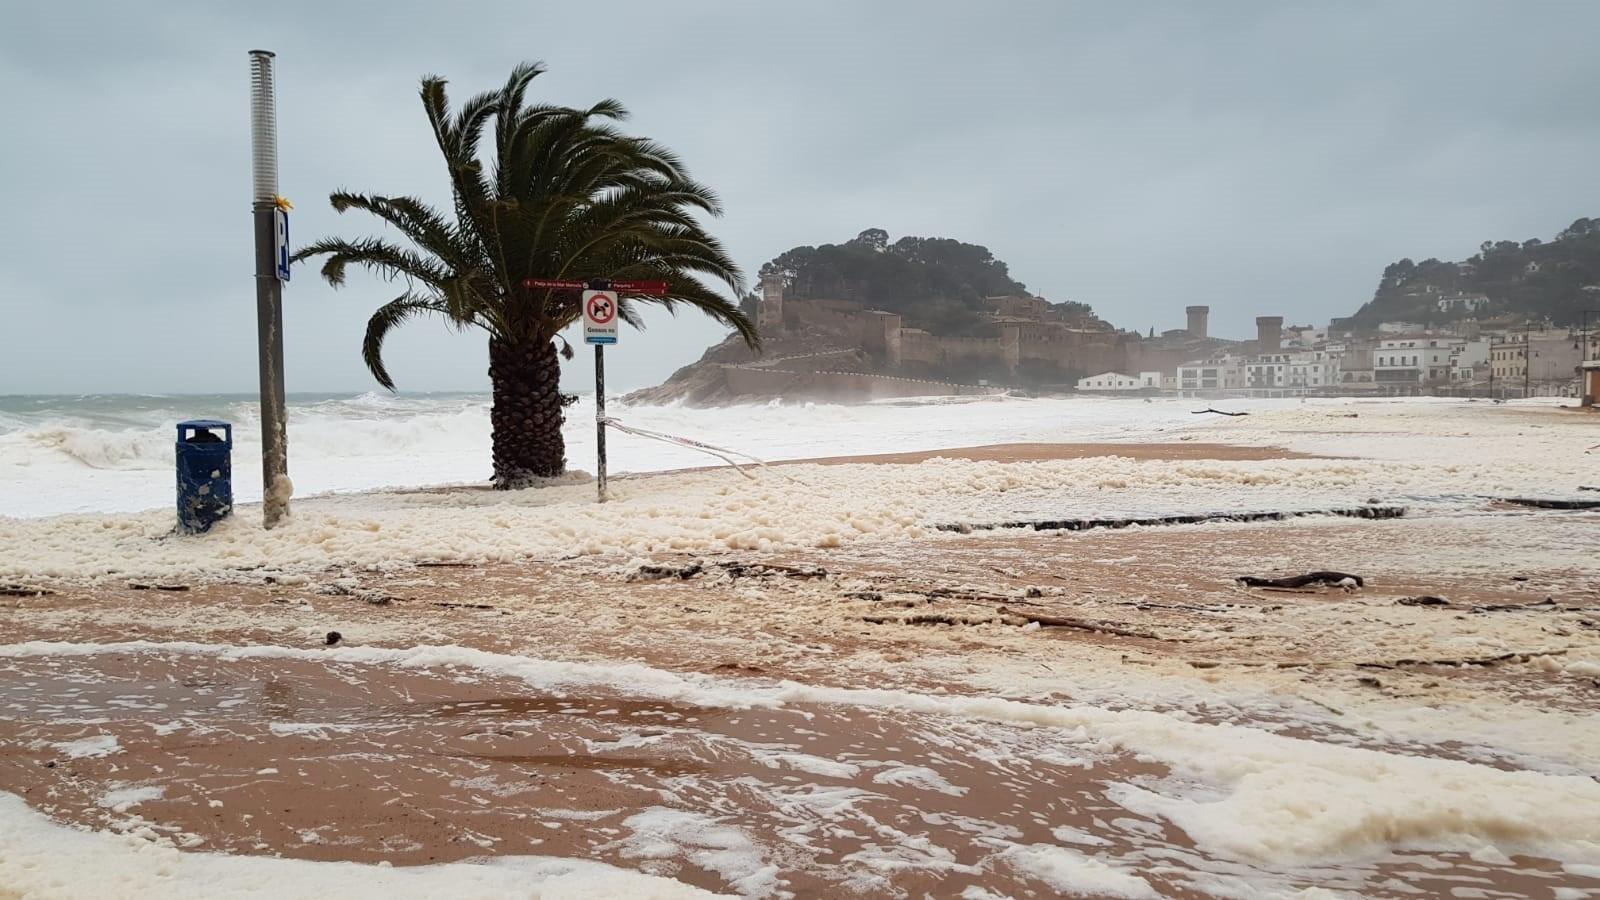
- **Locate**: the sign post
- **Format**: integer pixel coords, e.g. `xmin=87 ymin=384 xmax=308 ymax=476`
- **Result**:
xmin=523 ymin=277 xmax=670 ymax=503
xmin=581 ymin=284 xmax=619 ymax=501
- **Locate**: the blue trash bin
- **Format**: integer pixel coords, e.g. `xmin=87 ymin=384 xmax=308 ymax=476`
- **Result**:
xmin=176 ymin=420 xmax=233 ymax=533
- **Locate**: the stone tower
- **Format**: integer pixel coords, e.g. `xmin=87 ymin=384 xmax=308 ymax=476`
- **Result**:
xmin=1256 ymin=316 xmax=1284 ymax=354
xmin=759 ymin=272 xmax=785 ymax=335
xmin=1186 ymin=305 xmax=1209 ymax=339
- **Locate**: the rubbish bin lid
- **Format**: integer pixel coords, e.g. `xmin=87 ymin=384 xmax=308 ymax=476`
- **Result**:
xmin=177 ymin=420 xmax=232 ymax=438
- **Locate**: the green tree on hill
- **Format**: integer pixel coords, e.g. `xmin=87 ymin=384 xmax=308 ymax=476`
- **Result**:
xmin=758 ymin=229 xmax=1096 ymax=336
xmin=1356 ymin=217 xmax=1600 ymax=328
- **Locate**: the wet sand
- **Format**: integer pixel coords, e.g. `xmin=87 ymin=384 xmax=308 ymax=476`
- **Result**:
xmin=3 ymin=506 xmax=1599 ymax=895
xmin=4 ymin=644 xmax=1595 ymax=898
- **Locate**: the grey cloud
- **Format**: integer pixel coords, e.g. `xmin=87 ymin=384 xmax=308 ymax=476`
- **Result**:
xmin=3 ymin=0 xmax=1598 ymax=393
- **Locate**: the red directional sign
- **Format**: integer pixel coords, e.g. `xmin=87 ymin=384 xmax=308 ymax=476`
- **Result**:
xmin=610 ymin=279 xmax=669 ymax=296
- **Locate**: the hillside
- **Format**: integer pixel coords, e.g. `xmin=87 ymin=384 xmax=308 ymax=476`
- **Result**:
xmin=628 ymin=229 xmax=1110 ymax=405
xmin=1354 ymin=217 xmax=1600 ymax=328
xmin=751 ymin=229 xmax=1103 ymax=335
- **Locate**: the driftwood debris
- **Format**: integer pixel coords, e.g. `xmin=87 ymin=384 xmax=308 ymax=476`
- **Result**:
xmin=1357 ymin=650 xmax=1567 ymax=670
xmin=416 ymin=561 xmax=477 ymax=568
xmin=1236 ymin=571 xmax=1364 ymax=589
xmin=719 ymin=562 xmax=828 ymax=579
xmin=862 ymin=613 xmax=1005 ymax=627
xmin=317 ymin=583 xmax=403 ymax=606
xmin=629 ymin=560 xmax=828 ymax=583
xmin=927 ymin=586 xmax=1017 ymax=604
xmin=1500 ymin=497 xmax=1600 ymax=510
xmin=862 ymin=607 xmax=1170 ymax=641
xmin=1470 ymin=598 xmax=1566 ymax=613
xmin=127 ymin=582 xmax=190 ymax=592
xmin=0 ymin=584 xmax=54 ymax=597
xmin=630 ymin=562 xmax=704 ymax=582
xmin=1189 ymin=649 xmax=1566 ymax=670
xmin=1397 ymin=595 xmax=1450 ymax=607
xmin=1192 ymin=408 xmax=1249 ymax=416
xmin=997 ymin=606 xmax=1167 ymax=640
xmin=939 ymin=505 xmax=1405 ymax=534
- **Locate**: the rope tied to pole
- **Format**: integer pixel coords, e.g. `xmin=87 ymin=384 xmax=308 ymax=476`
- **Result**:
xmin=601 ymin=417 xmax=807 ymax=485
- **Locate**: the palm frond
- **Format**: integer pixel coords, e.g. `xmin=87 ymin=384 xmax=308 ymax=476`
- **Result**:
xmin=363 ymin=294 xmax=446 ymax=390
xmin=327 ymin=192 xmax=465 ymax=266
xmin=293 ymin=236 xmax=452 ymax=290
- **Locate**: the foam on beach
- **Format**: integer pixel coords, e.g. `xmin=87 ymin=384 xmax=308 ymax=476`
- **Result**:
xmin=4 ymin=402 xmax=1593 ymax=582
xmin=0 ymin=792 xmax=721 ymax=899
xmin=4 ymin=639 xmax=1599 ymax=881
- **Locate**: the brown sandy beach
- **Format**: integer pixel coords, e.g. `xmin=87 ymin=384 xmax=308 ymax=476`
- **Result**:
xmin=4 ymin=431 xmax=1599 ymax=896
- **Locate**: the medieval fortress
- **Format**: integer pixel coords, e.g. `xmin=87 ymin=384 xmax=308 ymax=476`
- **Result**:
xmin=722 ymin=274 xmax=1243 ymax=399
xmin=654 ymin=275 xmax=1596 ymax=403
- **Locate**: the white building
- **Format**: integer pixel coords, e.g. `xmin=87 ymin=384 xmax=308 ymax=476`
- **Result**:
xmin=1449 ymin=339 xmax=1491 ymax=382
xmin=1245 ymin=350 xmax=1339 ymax=394
xmin=1436 ymin=293 xmax=1489 ymax=314
xmin=1076 ymin=372 xmax=1144 ymax=392
xmin=1286 ymin=349 xmax=1340 ymax=391
xmin=1373 ymin=337 xmax=1453 ymax=389
xmin=1177 ymin=357 xmax=1246 ymax=394
xmin=1246 ymin=354 xmax=1290 ymax=390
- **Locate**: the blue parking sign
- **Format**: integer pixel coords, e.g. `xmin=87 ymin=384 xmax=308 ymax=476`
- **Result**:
xmin=274 ymin=209 xmax=291 ymax=282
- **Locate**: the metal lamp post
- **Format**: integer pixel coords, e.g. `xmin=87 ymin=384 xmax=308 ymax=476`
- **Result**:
xmin=1523 ymin=329 xmax=1530 ymax=399
xmin=249 ymin=50 xmax=290 ymax=528
xmin=1579 ymin=308 xmax=1599 ymax=404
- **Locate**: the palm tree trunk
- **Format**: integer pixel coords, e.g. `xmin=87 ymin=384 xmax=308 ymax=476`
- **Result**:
xmin=488 ymin=337 xmax=566 ymax=488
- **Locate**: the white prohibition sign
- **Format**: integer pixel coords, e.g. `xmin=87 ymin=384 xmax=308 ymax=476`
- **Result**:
xmin=582 ymin=289 xmax=619 ymax=345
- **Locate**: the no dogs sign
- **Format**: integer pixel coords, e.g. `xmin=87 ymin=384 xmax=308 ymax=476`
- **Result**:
xmin=582 ymin=290 xmax=619 ymax=345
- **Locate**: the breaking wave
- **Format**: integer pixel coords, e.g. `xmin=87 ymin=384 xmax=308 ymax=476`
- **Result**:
xmin=1 ymin=393 xmax=495 ymax=473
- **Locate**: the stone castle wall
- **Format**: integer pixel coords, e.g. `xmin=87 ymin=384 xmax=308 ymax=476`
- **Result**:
xmin=900 ymin=331 xmax=1010 ymax=367
xmin=723 ymin=365 xmax=997 ymax=400
xmin=783 ymin=300 xmax=872 ymax=338
xmin=773 ymin=294 xmax=1155 ymax=382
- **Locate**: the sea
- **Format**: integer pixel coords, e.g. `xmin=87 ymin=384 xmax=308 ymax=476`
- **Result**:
xmin=0 ymin=392 xmax=1225 ymax=519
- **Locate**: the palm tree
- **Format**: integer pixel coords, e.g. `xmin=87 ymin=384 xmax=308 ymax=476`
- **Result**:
xmin=294 ymin=62 xmax=758 ymax=487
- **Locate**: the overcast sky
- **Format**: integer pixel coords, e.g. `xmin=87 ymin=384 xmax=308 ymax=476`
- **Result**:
xmin=3 ymin=1 xmax=1598 ymax=395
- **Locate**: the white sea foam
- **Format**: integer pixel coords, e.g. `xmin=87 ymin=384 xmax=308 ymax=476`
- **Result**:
xmin=6 ymin=640 xmax=1598 ymax=873
xmin=5 ymin=427 xmax=1594 ymax=582
xmin=96 ymin=784 xmax=164 ymax=812
xmin=870 ymin=764 xmax=967 ymax=796
xmin=54 ymin=734 xmax=121 ymax=759
xmin=1003 ymin=843 xmax=1158 ymax=898
xmin=0 ymin=792 xmax=720 ymax=899
xmin=611 ymin=807 xmax=781 ymax=898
